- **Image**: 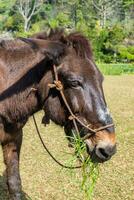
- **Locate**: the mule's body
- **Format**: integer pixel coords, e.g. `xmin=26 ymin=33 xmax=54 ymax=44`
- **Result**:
xmin=0 ymin=29 xmax=116 ymax=200
xmin=0 ymin=39 xmax=43 ymax=129
xmin=0 ymin=38 xmax=65 ymax=133
xmin=0 ymin=37 xmax=65 ymax=200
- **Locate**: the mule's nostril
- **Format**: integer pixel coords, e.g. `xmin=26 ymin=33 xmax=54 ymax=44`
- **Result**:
xmin=96 ymin=145 xmax=116 ymax=161
xmin=98 ymin=147 xmax=109 ymax=159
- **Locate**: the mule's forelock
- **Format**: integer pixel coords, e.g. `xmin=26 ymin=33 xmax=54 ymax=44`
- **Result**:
xmin=48 ymin=29 xmax=93 ymax=60
xmin=31 ymin=29 xmax=93 ymax=60
xmin=66 ymin=33 xmax=93 ymax=60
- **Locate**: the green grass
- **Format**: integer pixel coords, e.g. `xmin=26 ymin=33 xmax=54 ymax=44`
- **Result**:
xmin=98 ymin=63 xmax=134 ymax=75
xmin=64 ymin=134 xmax=99 ymax=200
xmin=0 ymin=75 xmax=134 ymax=200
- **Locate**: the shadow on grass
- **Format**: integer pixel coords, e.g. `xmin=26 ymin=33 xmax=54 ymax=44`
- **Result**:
xmin=0 ymin=175 xmax=32 ymax=200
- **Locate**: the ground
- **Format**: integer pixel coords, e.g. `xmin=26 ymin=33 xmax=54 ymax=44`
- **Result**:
xmin=0 ymin=75 xmax=134 ymax=200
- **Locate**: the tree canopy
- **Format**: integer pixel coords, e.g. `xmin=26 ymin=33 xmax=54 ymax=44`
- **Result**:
xmin=0 ymin=0 xmax=134 ymax=63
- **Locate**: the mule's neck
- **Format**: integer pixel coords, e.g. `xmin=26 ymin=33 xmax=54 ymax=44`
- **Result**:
xmin=0 ymin=59 xmax=51 ymax=128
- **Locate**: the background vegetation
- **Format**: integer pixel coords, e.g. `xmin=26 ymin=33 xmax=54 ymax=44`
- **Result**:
xmin=0 ymin=0 xmax=134 ymax=64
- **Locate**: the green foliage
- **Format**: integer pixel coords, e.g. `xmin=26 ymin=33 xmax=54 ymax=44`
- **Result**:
xmin=107 ymin=25 xmax=125 ymax=45
xmin=48 ymin=19 xmax=59 ymax=29
xmin=0 ymin=0 xmax=15 ymax=12
xmin=0 ymin=0 xmax=16 ymax=31
xmin=31 ymin=20 xmax=47 ymax=33
xmin=56 ymin=12 xmax=71 ymax=27
xmin=0 ymin=0 xmax=133 ymax=64
xmin=47 ymin=12 xmax=71 ymax=29
xmin=123 ymin=0 xmax=134 ymax=7
xmin=127 ymin=46 xmax=134 ymax=55
xmin=92 ymin=25 xmax=131 ymax=63
xmin=117 ymin=46 xmax=134 ymax=62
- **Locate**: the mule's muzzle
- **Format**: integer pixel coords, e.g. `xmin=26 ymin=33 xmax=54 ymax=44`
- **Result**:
xmin=95 ymin=144 xmax=116 ymax=162
xmin=86 ymin=140 xmax=116 ymax=162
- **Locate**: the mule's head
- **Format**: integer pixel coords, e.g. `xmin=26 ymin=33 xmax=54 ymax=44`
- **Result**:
xmin=37 ymin=30 xmax=116 ymax=163
xmin=58 ymin=57 xmax=116 ymax=163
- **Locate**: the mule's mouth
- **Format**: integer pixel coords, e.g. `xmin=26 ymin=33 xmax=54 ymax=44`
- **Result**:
xmin=64 ymin=117 xmax=116 ymax=163
xmin=85 ymin=131 xmax=117 ymax=163
xmin=65 ymin=127 xmax=116 ymax=163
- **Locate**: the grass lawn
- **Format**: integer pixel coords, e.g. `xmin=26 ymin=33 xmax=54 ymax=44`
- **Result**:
xmin=98 ymin=63 xmax=134 ymax=75
xmin=0 ymin=75 xmax=134 ymax=200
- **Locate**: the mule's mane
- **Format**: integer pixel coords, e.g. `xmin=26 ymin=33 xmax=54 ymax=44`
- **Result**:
xmin=32 ymin=28 xmax=93 ymax=59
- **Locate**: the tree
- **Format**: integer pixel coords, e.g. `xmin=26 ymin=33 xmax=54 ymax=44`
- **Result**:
xmin=92 ymin=0 xmax=123 ymax=28
xmin=16 ymin=0 xmax=43 ymax=32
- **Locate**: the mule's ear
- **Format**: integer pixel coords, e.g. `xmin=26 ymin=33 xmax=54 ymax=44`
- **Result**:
xmin=30 ymin=31 xmax=48 ymax=40
xmin=20 ymin=38 xmax=65 ymax=64
xmin=40 ymin=40 xmax=66 ymax=64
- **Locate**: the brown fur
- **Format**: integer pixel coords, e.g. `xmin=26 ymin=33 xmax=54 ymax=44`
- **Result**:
xmin=0 ymin=36 xmax=66 ymax=199
xmin=91 ymin=131 xmax=116 ymax=145
xmin=0 ymin=29 xmax=116 ymax=199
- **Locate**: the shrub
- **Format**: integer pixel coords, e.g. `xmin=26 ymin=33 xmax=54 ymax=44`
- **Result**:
xmin=117 ymin=45 xmax=134 ymax=62
xmin=93 ymin=25 xmax=127 ymax=63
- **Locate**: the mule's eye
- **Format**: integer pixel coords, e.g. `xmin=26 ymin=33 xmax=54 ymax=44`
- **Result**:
xmin=69 ymin=80 xmax=82 ymax=88
xmin=70 ymin=80 xmax=79 ymax=87
xmin=62 ymin=73 xmax=83 ymax=88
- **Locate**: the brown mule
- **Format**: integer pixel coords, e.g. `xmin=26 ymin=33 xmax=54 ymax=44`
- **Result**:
xmin=0 ymin=29 xmax=116 ymax=199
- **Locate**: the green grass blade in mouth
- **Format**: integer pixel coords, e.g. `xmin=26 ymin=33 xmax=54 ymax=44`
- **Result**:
xmin=64 ymin=131 xmax=99 ymax=200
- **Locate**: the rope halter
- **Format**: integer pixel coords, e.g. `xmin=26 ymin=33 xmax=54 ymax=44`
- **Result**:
xmin=48 ymin=65 xmax=114 ymax=140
